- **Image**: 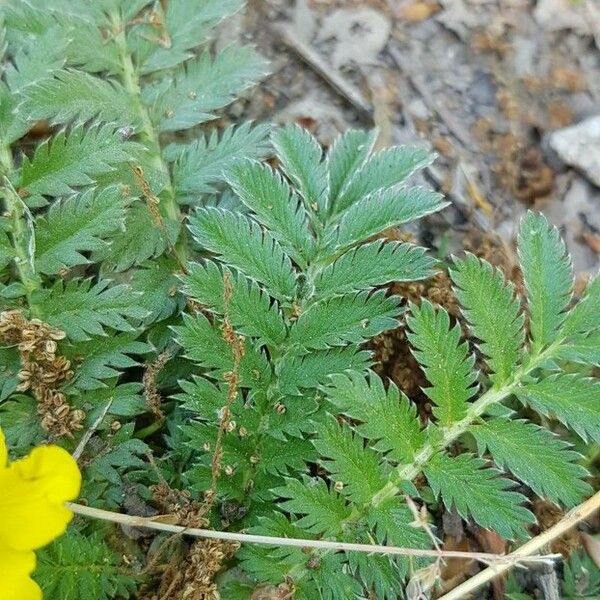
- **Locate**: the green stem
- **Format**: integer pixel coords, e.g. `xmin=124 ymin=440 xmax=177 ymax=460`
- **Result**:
xmin=368 ymin=341 xmax=561 ymax=511
xmin=0 ymin=144 xmax=41 ymax=315
xmin=109 ymin=10 xmax=186 ymax=260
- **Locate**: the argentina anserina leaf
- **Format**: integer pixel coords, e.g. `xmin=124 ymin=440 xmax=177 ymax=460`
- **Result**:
xmin=518 ymin=211 xmax=573 ymax=353
xmin=407 ymin=300 xmax=477 ymax=426
xmin=288 ymin=291 xmax=401 ymax=350
xmin=451 ymin=254 xmax=524 ymax=385
xmin=471 ymin=417 xmax=591 ymax=507
xmin=423 ymin=452 xmax=534 ymax=540
xmin=188 ymin=207 xmax=297 ymax=300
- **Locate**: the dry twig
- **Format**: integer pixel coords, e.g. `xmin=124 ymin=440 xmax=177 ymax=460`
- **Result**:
xmin=437 ymin=490 xmax=600 ymax=600
xmin=67 ymin=502 xmax=560 ymax=568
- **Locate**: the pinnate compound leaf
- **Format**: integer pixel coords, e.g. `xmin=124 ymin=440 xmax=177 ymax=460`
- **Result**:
xmin=314 ymin=419 xmax=388 ymax=504
xmin=407 ymin=300 xmax=477 ymax=426
xmin=288 ymin=291 xmax=401 ymax=350
xmin=556 ymin=330 xmax=600 ymax=366
xmin=40 ymin=279 xmax=147 ymax=342
xmin=20 ymin=124 xmax=137 ymax=199
xmin=472 ymin=418 xmax=591 ymax=507
xmin=516 ymin=374 xmax=600 ymax=443
xmin=152 ymin=46 xmax=269 ymax=132
xmin=451 ymin=254 xmax=524 ymax=385
xmin=36 ymin=529 xmax=137 ymax=600
xmin=273 ymin=477 xmax=350 ymax=537
xmin=69 ymin=333 xmax=152 ymax=390
xmin=276 ymin=347 xmax=372 ymax=395
xmin=561 ymin=274 xmax=600 ymax=337
xmin=167 ymin=122 xmax=271 ymax=200
xmin=20 ymin=69 xmax=139 ymax=126
xmin=173 ymin=313 xmax=271 ymax=389
xmin=188 ymin=207 xmax=297 ymax=300
xmin=333 ymin=145 xmax=434 ymax=214
xmin=423 ymin=452 xmax=534 ymax=540
xmin=518 ymin=211 xmax=573 ymax=353
xmin=141 ymin=0 xmax=244 ymax=72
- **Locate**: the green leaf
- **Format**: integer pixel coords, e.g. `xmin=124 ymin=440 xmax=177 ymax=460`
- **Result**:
xmin=167 ymin=122 xmax=271 ymax=200
xmin=326 ymin=129 xmax=377 ymax=207
xmin=129 ymin=257 xmax=184 ymax=323
xmin=451 ymin=254 xmax=525 ymax=385
xmin=4 ymin=27 xmax=66 ymax=92
xmin=68 ymin=333 xmax=152 ymax=390
xmin=39 ymin=279 xmax=147 ymax=342
xmin=314 ymin=241 xmax=435 ymax=299
xmin=307 ymin=553 xmax=362 ymax=600
xmin=367 ymin=497 xmax=430 ymax=577
xmin=87 ymin=423 xmax=149 ymax=486
xmin=173 ymin=313 xmax=271 ymax=389
xmin=34 ymin=187 xmax=127 ymax=275
xmin=276 ymin=347 xmax=372 ymax=395
xmin=556 ymin=330 xmax=600 ymax=366
xmin=516 ymin=374 xmax=600 ymax=443
xmin=471 ymin=418 xmax=591 ymax=507
xmin=561 ymin=274 xmax=600 ymax=337
xmin=226 ymin=159 xmax=314 ymax=266
xmin=423 ymin=452 xmax=534 ymax=540
xmin=20 ymin=124 xmax=137 ymax=200
xmin=4 ymin=4 xmax=120 ymax=74
xmin=273 ymin=477 xmax=350 ymax=537
xmin=183 ymin=261 xmax=287 ymax=346
xmin=314 ymin=419 xmax=387 ymax=504
xmin=151 ymin=46 xmax=268 ymax=132
xmin=140 ymin=0 xmax=244 ymax=72
xmin=347 ymin=552 xmax=404 ymax=600
xmin=518 ymin=211 xmax=573 ymax=353
xmin=333 ymin=145 xmax=434 ymax=214
xmin=36 ymin=529 xmax=137 ymax=600
xmin=93 ymin=202 xmax=179 ymax=272
xmin=175 ymin=375 xmax=228 ymax=417
xmin=331 ymin=186 xmax=446 ymax=250
xmin=288 ymin=291 xmax=401 ymax=350
xmin=20 ymin=69 xmax=139 ymax=126
xmin=259 ymin=434 xmax=317 ymax=476
xmin=326 ymin=371 xmax=426 ymax=464
xmin=271 ymin=125 xmax=329 ymax=214
xmin=188 ymin=207 xmax=297 ymax=300
xmin=407 ymin=300 xmax=477 ymax=426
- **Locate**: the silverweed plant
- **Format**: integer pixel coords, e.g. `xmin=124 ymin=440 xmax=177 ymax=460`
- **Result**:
xmin=0 ymin=1 xmax=598 ymax=599
xmin=177 ymin=129 xmax=600 ymax=598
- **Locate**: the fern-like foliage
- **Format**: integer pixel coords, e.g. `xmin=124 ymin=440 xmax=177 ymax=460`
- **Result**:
xmin=179 ymin=203 xmax=598 ymax=595
xmin=35 ymin=528 xmax=138 ymax=600
xmin=0 ymin=3 xmax=268 ymax=598
xmin=176 ymin=126 xmax=446 ymax=594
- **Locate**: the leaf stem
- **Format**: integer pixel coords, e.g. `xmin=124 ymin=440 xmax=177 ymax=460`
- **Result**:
xmin=0 ymin=144 xmax=41 ymax=315
xmin=109 ymin=9 xmax=185 ymax=260
xmin=370 ymin=341 xmax=561 ymax=509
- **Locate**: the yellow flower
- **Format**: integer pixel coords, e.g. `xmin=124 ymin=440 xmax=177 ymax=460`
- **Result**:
xmin=0 ymin=428 xmax=81 ymax=600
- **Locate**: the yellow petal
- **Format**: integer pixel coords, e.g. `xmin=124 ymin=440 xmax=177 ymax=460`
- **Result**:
xmin=0 ymin=445 xmax=81 ymax=551
xmin=0 ymin=542 xmax=41 ymax=600
xmin=11 ymin=445 xmax=81 ymax=503
xmin=0 ymin=427 xmax=7 ymax=468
